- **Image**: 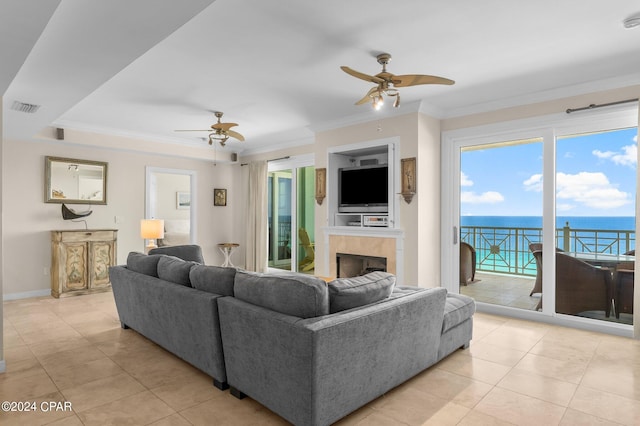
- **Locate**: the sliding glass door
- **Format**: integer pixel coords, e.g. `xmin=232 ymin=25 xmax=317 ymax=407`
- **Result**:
xmin=459 ymin=137 xmax=543 ymax=311
xmin=554 ymin=128 xmax=637 ymax=324
xmin=268 ymin=170 xmax=292 ymax=269
xmin=268 ymin=156 xmax=315 ymax=274
xmin=443 ymin=106 xmax=638 ymax=332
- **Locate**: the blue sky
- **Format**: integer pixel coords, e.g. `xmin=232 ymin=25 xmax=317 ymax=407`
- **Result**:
xmin=461 ymin=127 xmax=638 ymax=217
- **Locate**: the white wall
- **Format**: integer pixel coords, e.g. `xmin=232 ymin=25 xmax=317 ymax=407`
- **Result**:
xmin=2 ymin=129 xmax=245 ymax=299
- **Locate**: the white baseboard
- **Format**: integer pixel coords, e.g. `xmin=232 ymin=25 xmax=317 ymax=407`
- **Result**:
xmin=3 ymin=289 xmax=50 ymax=301
xmin=0 ymin=360 xmax=6 ymax=373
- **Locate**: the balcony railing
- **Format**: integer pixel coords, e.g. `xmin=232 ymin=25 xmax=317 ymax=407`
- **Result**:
xmin=461 ymin=223 xmax=635 ymax=276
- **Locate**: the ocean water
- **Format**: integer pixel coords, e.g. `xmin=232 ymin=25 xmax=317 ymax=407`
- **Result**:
xmin=461 ymin=216 xmax=635 ymax=231
xmin=460 ymin=216 xmax=636 ymax=274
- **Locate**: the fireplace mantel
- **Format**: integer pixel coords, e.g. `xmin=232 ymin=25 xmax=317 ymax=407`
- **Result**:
xmin=322 ymin=226 xmax=405 ymax=284
xmin=321 ymin=226 xmax=404 ymax=239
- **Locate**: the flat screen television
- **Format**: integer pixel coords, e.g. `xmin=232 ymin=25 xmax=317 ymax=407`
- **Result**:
xmin=338 ymin=165 xmax=388 ymax=213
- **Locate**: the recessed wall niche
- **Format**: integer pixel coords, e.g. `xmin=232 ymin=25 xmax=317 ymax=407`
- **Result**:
xmin=327 ymin=137 xmax=399 ymax=229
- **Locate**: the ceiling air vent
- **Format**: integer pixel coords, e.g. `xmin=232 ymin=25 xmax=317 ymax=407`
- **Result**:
xmin=11 ymin=100 xmax=41 ymax=114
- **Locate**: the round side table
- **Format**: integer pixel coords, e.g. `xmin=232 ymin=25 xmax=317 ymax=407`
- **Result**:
xmin=218 ymin=243 xmax=239 ymax=267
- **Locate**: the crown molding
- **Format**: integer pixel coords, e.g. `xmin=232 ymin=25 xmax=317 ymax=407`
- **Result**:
xmin=308 ymin=100 xmax=423 ymax=133
xmin=441 ymin=72 xmax=640 ymax=119
xmin=238 ymin=135 xmax=315 ymax=157
xmin=52 ymin=119 xmax=209 ymax=148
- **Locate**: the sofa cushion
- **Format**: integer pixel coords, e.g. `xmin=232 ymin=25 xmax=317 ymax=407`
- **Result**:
xmin=234 ymin=270 xmax=329 ymax=318
xmin=148 ymin=245 xmax=204 ymax=263
xmin=157 ymin=255 xmax=197 ymax=287
xmin=190 ymin=265 xmax=236 ymax=296
xmin=442 ymin=293 xmax=476 ymax=334
xmin=327 ymin=271 xmax=396 ymax=313
xmin=126 ymin=252 xmax=162 ymax=277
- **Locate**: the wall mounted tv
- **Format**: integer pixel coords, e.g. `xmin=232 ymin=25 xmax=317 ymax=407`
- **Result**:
xmin=338 ymin=165 xmax=388 ymax=213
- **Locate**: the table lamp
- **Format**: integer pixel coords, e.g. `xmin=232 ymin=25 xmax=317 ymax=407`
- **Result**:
xmin=140 ymin=219 xmax=164 ymax=249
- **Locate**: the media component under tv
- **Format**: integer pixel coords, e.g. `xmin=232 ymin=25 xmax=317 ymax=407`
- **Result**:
xmin=338 ymin=165 xmax=388 ymax=213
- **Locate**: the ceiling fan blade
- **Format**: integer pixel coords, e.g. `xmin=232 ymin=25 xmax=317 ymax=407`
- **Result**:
xmin=341 ymin=66 xmax=385 ymax=84
xmin=212 ymin=122 xmax=239 ymax=131
xmin=226 ymin=130 xmax=245 ymax=142
xmin=174 ymin=129 xmax=212 ymax=132
xmin=392 ymin=74 xmax=455 ymax=87
xmin=355 ymin=87 xmax=380 ymax=105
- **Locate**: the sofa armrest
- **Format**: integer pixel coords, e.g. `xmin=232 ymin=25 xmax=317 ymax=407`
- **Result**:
xmin=218 ymin=287 xmax=446 ymax=426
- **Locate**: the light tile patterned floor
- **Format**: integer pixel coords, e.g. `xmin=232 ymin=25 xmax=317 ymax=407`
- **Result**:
xmin=2 ymin=292 xmax=640 ymax=425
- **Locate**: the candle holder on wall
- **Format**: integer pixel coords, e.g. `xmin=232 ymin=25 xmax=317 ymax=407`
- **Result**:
xmin=315 ymin=168 xmax=326 ymax=205
xmin=400 ymin=157 xmax=416 ymax=203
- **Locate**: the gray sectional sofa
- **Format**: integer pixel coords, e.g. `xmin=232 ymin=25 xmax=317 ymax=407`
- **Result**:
xmin=109 ymin=249 xmax=475 ymax=426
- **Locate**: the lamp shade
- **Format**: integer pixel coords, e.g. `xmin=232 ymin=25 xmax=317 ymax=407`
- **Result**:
xmin=140 ymin=219 xmax=165 ymax=239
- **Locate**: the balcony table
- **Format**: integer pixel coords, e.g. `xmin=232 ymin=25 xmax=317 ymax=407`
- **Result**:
xmin=566 ymin=252 xmax=634 ymax=268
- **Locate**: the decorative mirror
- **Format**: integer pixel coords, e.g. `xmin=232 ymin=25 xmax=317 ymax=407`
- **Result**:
xmin=45 ymin=156 xmax=108 ymax=204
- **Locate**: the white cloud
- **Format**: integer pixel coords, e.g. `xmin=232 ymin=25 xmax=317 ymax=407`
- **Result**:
xmin=556 ymin=203 xmax=575 ymax=212
xmin=461 ymin=191 xmax=504 ymax=204
xmin=592 ymin=144 xmax=637 ymax=167
xmin=460 ymin=172 xmax=473 ymax=187
xmin=523 ymin=174 xmax=543 ymax=192
xmin=556 ymin=171 xmax=630 ymax=209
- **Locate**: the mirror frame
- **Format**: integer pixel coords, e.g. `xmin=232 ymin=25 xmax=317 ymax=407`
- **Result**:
xmin=45 ymin=156 xmax=108 ymax=204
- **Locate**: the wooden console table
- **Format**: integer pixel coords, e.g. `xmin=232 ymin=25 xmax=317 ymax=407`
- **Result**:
xmin=51 ymin=229 xmax=118 ymax=298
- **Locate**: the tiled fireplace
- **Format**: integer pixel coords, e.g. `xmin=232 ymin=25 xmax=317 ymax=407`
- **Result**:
xmin=336 ymin=253 xmax=387 ymax=278
xmin=323 ymin=227 xmax=404 ymax=283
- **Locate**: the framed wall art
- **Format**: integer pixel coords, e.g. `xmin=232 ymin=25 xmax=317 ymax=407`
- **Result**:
xmin=214 ymin=188 xmax=227 ymax=206
xmin=400 ymin=157 xmax=416 ymax=203
xmin=315 ymin=168 xmax=326 ymax=205
xmin=176 ymin=191 xmax=191 ymax=209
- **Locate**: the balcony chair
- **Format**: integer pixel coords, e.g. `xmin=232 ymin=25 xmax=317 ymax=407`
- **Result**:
xmin=528 ymin=243 xmax=563 ymax=296
xmin=460 ymin=242 xmax=476 ymax=286
xmin=614 ymin=260 xmax=634 ymax=318
xmin=555 ymin=252 xmax=613 ymax=317
xmin=298 ymin=228 xmax=315 ymax=272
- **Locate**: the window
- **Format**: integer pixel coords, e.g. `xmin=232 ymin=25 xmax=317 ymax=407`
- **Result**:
xmin=443 ymin=105 xmax=638 ymax=334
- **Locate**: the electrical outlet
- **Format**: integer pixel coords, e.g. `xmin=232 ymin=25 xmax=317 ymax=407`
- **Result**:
xmin=114 ymin=215 xmax=123 ymax=224
xmin=44 ymin=267 xmax=49 ymax=276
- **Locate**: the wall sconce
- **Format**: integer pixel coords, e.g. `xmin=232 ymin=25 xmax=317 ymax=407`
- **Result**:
xmin=315 ymin=168 xmax=326 ymax=205
xmin=400 ymin=157 xmax=416 ymax=203
xmin=140 ymin=219 xmax=164 ymax=249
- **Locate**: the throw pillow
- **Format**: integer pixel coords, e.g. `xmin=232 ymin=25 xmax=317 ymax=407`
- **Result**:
xmin=157 ymin=255 xmax=197 ymax=287
xmin=234 ymin=270 xmax=329 ymax=318
xmin=328 ymin=271 xmax=396 ymax=313
xmin=190 ymin=265 xmax=236 ymax=296
xmin=126 ymin=252 xmax=162 ymax=277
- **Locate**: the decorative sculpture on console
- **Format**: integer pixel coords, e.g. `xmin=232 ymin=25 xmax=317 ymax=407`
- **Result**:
xmin=61 ymin=203 xmax=92 ymax=229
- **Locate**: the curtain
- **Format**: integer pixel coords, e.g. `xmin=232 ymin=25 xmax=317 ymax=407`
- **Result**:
xmin=245 ymin=160 xmax=268 ymax=272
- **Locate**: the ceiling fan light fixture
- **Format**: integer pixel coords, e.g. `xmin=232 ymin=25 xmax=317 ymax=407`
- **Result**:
xmin=623 ymin=13 xmax=640 ymax=29
xmin=393 ymin=93 xmax=400 ymax=108
xmin=373 ymin=96 xmax=384 ymax=110
xmin=209 ymin=132 xmax=229 ymax=147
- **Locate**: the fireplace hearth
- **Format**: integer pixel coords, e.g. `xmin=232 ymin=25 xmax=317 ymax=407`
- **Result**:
xmin=336 ymin=253 xmax=387 ymax=278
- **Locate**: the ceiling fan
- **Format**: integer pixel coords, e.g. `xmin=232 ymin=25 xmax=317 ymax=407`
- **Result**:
xmin=341 ymin=53 xmax=454 ymax=110
xmin=175 ymin=111 xmax=245 ymax=147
